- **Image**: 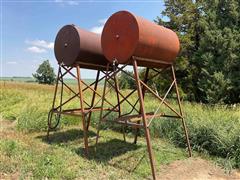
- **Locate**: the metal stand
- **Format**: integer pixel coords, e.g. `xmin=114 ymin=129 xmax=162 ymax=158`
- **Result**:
xmin=47 ymin=64 xmax=119 ymax=156
xmin=95 ymin=57 xmax=192 ymax=179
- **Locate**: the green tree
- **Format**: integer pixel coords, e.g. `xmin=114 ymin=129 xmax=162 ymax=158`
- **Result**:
xmin=155 ymin=0 xmax=204 ymax=101
xmin=155 ymin=0 xmax=240 ymax=104
xmin=196 ymin=0 xmax=240 ymax=103
xmin=118 ymin=71 xmax=136 ymax=89
xmin=33 ymin=60 xmax=56 ymax=85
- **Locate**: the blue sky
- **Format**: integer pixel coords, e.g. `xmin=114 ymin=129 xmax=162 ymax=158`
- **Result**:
xmin=1 ymin=0 xmax=165 ymax=78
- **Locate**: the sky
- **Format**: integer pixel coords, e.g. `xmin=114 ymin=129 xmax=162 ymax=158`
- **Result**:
xmin=1 ymin=0 xmax=165 ymax=79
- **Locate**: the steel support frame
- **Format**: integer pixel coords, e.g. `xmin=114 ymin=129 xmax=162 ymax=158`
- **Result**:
xmin=47 ymin=64 xmax=119 ymax=156
xmin=95 ymin=57 xmax=192 ymax=180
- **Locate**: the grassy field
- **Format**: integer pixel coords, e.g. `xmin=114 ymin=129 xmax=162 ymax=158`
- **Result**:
xmin=0 ymin=120 xmax=190 ymax=179
xmin=0 ymin=81 xmax=240 ymax=178
xmin=0 ymin=77 xmax=97 ymax=85
xmin=0 ymin=77 xmax=35 ymax=83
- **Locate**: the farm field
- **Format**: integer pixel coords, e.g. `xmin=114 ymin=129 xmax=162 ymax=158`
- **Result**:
xmin=0 ymin=81 xmax=240 ymax=179
xmin=0 ymin=77 xmax=97 ymax=85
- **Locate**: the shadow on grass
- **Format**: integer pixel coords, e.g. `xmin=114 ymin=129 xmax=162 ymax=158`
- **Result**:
xmin=37 ymin=131 xmax=144 ymax=173
xmin=75 ymin=138 xmax=140 ymax=163
xmin=36 ymin=129 xmax=96 ymax=144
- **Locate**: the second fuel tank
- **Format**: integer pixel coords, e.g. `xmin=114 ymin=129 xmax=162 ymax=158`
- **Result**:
xmin=101 ymin=11 xmax=180 ymax=68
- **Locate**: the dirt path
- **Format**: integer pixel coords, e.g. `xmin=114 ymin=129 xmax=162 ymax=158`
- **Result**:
xmin=0 ymin=118 xmax=15 ymax=130
xmin=158 ymin=157 xmax=240 ymax=180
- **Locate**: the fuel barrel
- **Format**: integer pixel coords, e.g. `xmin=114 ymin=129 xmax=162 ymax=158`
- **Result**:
xmin=54 ymin=24 xmax=110 ymax=70
xmin=101 ymin=11 xmax=180 ymax=68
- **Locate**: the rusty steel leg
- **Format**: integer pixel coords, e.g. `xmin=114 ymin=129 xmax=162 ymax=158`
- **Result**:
xmin=171 ymin=65 xmax=192 ymax=157
xmin=113 ymin=72 xmax=126 ymax=141
xmin=76 ymin=65 xmax=89 ymax=156
xmin=113 ymin=72 xmax=121 ymax=118
xmin=95 ymin=64 xmax=110 ymax=146
xmin=121 ymin=125 xmax=126 ymax=142
xmin=86 ymin=70 xmax=100 ymax=131
xmin=134 ymin=67 xmax=149 ymax=144
xmin=47 ymin=65 xmax=61 ymax=139
xmin=133 ymin=60 xmax=156 ymax=180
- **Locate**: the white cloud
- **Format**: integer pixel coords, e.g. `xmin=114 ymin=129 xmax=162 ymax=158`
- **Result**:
xmin=25 ymin=39 xmax=53 ymax=54
xmin=67 ymin=1 xmax=79 ymax=5
xmin=90 ymin=18 xmax=107 ymax=34
xmin=27 ymin=46 xmax=47 ymax=53
xmin=25 ymin=39 xmax=54 ymax=49
xmin=90 ymin=26 xmax=104 ymax=34
xmin=6 ymin=61 xmax=17 ymax=65
xmin=55 ymin=0 xmax=79 ymax=5
xmin=98 ymin=18 xmax=107 ymax=24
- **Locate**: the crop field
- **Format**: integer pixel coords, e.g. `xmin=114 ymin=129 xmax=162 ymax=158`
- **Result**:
xmin=0 ymin=81 xmax=240 ymax=179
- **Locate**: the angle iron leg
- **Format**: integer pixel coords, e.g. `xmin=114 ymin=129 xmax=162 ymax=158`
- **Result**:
xmin=86 ymin=70 xmax=100 ymax=130
xmin=113 ymin=72 xmax=121 ymax=118
xmin=113 ymin=72 xmax=125 ymax=141
xmin=133 ymin=60 xmax=156 ymax=180
xmin=95 ymin=64 xmax=110 ymax=145
xmin=47 ymin=65 xmax=61 ymax=139
xmin=171 ymin=65 xmax=192 ymax=157
xmin=76 ymin=65 xmax=89 ymax=156
xmin=134 ymin=67 xmax=149 ymax=144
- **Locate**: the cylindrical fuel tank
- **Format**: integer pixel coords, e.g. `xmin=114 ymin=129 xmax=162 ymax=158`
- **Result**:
xmin=54 ymin=24 xmax=109 ymax=70
xmin=101 ymin=11 xmax=180 ymax=68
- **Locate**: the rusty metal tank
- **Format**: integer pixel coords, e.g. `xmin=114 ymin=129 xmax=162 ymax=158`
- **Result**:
xmin=54 ymin=24 xmax=110 ymax=70
xmin=101 ymin=11 xmax=180 ymax=68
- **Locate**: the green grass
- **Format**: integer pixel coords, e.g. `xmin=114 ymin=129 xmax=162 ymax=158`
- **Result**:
xmin=0 ymin=81 xmax=240 ymax=176
xmin=151 ymin=103 xmax=240 ymax=168
xmin=0 ymin=123 xmax=188 ymax=179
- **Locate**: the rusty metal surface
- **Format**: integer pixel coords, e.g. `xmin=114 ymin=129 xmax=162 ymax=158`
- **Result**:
xmin=54 ymin=24 xmax=109 ymax=69
xmin=101 ymin=11 xmax=180 ymax=68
